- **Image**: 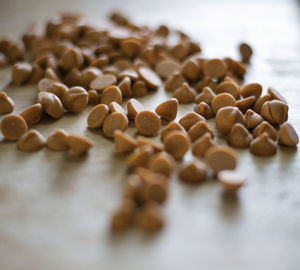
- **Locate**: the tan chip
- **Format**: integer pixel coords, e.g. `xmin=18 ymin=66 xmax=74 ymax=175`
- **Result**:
xmin=192 ymin=132 xmax=215 ymax=157
xmin=218 ymin=170 xmax=247 ymax=193
xmin=38 ymin=92 xmax=64 ymax=119
xmin=103 ymin=112 xmax=129 ymax=138
xmin=179 ymin=161 xmax=207 ymax=184
xmin=164 ymin=130 xmax=190 ymax=160
xmin=114 ymin=130 xmax=137 ymax=154
xmin=63 ymin=86 xmax=88 ymax=113
xmin=148 ymin=151 xmax=174 ymax=176
xmin=90 ymin=74 xmax=117 ymax=92
xmin=249 ymin=133 xmax=277 ymax=156
xmin=211 ymin=93 xmax=236 ymax=114
xmin=47 ymin=129 xmax=69 ymax=151
xmin=194 ymin=102 xmax=213 ymax=119
xmin=155 ymin=98 xmax=178 ymax=121
xmin=244 ymin=109 xmax=264 ymax=129
xmin=194 ymin=86 xmax=216 ymax=105
xmin=227 ymin=123 xmax=253 ymax=148
xmin=20 ymin=103 xmax=44 ymax=125
xmin=0 ymin=92 xmax=15 ymax=114
xmin=12 ymin=62 xmax=32 ymax=84
xmin=179 ymin=112 xmax=205 ymax=131
xmin=18 ymin=129 xmax=46 ymax=151
xmin=87 ymin=104 xmax=109 ymax=129
xmin=137 ymin=66 xmax=162 ymax=89
xmin=127 ymin=98 xmax=144 ymax=120
xmin=135 ymin=110 xmax=161 ymax=136
xmin=67 ymin=134 xmax=94 ymax=156
xmin=101 ymin=85 xmax=122 ymax=106
xmin=203 ymin=58 xmax=226 ymax=78
xmin=0 ymin=114 xmax=28 ymax=141
xmin=278 ymin=122 xmax=299 ymax=147
xmin=173 ymin=82 xmax=196 ymax=104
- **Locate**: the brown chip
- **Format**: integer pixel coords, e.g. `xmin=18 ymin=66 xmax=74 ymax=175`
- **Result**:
xmin=267 ymin=87 xmax=287 ymax=104
xmin=37 ymin=92 xmax=64 ymax=119
xmin=38 ymin=78 xmax=55 ymax=92
xmin=127 ymin=145 xmax=154 ymax=168
xmin=173 ymin=82 xmax=196 ymax=104
xmin=195 ymin=76 xmax=218 ymax=93
xmin=103 ymin=112 xmax=129 ymax=138
xmin=137 ymin=66 xmax=162 ymax=89
xmin=90 ymin=74 xmax=117 ymax=92
xmin=188 ymin=121 xmax=213 ymax=142
xmin=63 ymin=86 xmax=88 ymax=113
xmin=44 ymin=67 xmax=59 ymax=81
xmin=215 ymin=106 xmax=244 ymax=135
xmin=240 ymin=83 xmax=262 ymax=100
xmin=123 ymin=174 xmax=144 ymax=202
xmin=179 ymin=112 xmax=205 ymax=131
xmin=87 ymin=104 xmax=109 ymax=129
xmin=58 ymin=47 xmax=83 ymax=71
xmin=249 ymin=132 xmax=277 ymax=156
xmin=118 ymin=76 xmax=132 ymax=97
xmin=132 ymin=80 xmax=147 ymax=97
xmin=20 ymin=103 xmax=44 ymax=125
xmin=252 ymin=121 xmax=278 ymax=141
xmin=252 ymin=94 xmax=272 ymax=113
xmin=111 ymin=199 xmax=137 ymax=231
xmin=127 ymin=98 xmax=144 ymax=120
xmin=0 ymin=92 xmax=15 ymax=114
xmin=278 ymin=122 xmax=299 ymax=147
xmin=64 ymin=68 xmax=81 ymax=87
xmin=12 ymin=62 xmax=32 ymax=84
xmin=101 ymin=86 xmax=122 ymax=106
xmin=47 ymin=129 xmax=69 ymax=151
xmin=215 ymin=81 xmax=240 ymax=100
xmin=67 ymin=134 xmax=94 ymax=156
xmin=18 ymin=129 xmax=46 ymax=151
xmin=195 ymin=102 xmax=213 ymax=119
xmin=137 ymin=202 xmax=164 ymax=231
xmin=179 ymin=161 xmax=207 ymax=184
xmin=165 ymin=72 xmax=185 ymax=92
xmin=28 ymin=64 xmax=44 ymax=84
xmin=0 ymin=114 xmax=28 ymax=141
xmin=88 ymin=90 xmax=100 ymax=105
xmin=211 ymin=93 xmax=236 ymax=114
xmin=47 ymin=82 xmax=68 ymax=101
xmin=203 ymin=58 xmax=226 ymax=78
xmin=192 ymin=132 xmax=215 ymax=157
xmin=194 ymin=86 xmax=216 ymax=105
xmin=160 ymin=121 xmax=185 ymax=142
xmin=114 ymin=130 xmax=137 ymax=154
xmin=156 ymin=59 xmax=180 ymax=79
xmin=79 ymin=67 xmax=102 ymax=89
xmin=121 ymin=39 xmax=141 ymax=58
xmin=227 ymin=123 xmax=253 ymax=148
xmin=164 ymin=130 xmax=190 ymax=160
xmin=236 ymin=96 xmax=256 ymax=113
xmin=109 ymin=102 xmax=126 ymax=114
xmin=239 ymin=42 xmax=253 ymax=63
xmin=135 ymin=110 xmax=161 ymax=136
xmin=205 ymin=145 xmax=238 ymax=173
xmin=137 ymin=136 xmax=164 ymax=153
xmin=218 ymin=170 xmax=247 ymax=193
xmin=261 ymin=100 xmax=288 ymax=125
xmin=118 ymin=69 xmax=139 ymax=81
xmin=181 ymin=58 xmax=200 ymax=81
xmin=155 ymin=98 xmax=178 ymax=121
xmin=148 ymin=151 xmax=174 ymax=176
xmin=244 ymin=109 xmax=264 ymax=129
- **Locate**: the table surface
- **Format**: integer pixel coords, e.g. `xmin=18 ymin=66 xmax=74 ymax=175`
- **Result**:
xmin=1 ymin=0 xmax=300 ymax=269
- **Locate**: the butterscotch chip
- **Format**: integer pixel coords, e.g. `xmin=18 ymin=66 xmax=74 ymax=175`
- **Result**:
xmin=135 ymin=110 xmax=161 ymax=136
xmin=137 ymin=202 xmax=164 ymax=231
xmin=88 ymin=90 xmax=100 ymax=105
xmin=137 ymin=66 xmax=162 ymax=89
xmin=155 ymin=98 xmax=178 ymax=121
xmin=218 ymin=170 xmax=247 ymax=193
xmin=244 ymin=109 xmax=264 ymax=129
xmin=91 ymin=55 xmax=109 ymax=69
xmin=101 ymin=85 xmax=122 ymax=106
xmin=123 ymin=174 xmax=144 ymax=202
xmin=179 ymin=161 xmax=207 ymax=184
xmin=58 ymin=47 xmax=83 ymax=71
xmin=109 ymin=102 xmax=126 ymax=115
xmin=155 ymin=59 xmax=180 ymax=79
xmin=192 ymin=132 xmax=215 ymax=157
xmin=90 ymin=74 xmax=117 ymax=92
xmin=181 ymin=58 xmax=200 ymax=81
xmin=67 ymin=134 xmax=94 ymax=156
xmin=87 ymin=104 xmax=109 ymax=129
xmin=165 ymin=72 xmax=185 ymax=92
xmin=203 ymin=58 xmax=226 ymax=78
xmin=164 ymin=130 xmax=190 ymax=160
xmin=261 ymin=100 xmax=288 ymax=125
xmin=28 ymin=63 xmax=44 ymax=84
xmin=20 ymin=103 xmax=43 ymax=125
xmin=148 ymin=151 xmax=174 ymax=176
xmin=103 ymin=112 xmax=129 ymax=138
xmin=137 ymin=136 xmax=164 ymax=153
xmin=278 ymin=122 xmax=299 ymax=147
xmin=12 ymin=62 xmax=32 ymax=84
xmin=17 ymin=129 xmax=45 ymax=151
xmin=179 ymin=112 xmax=205 ymax=131
xmin=215 ymin=81 xmax=240 ymax=100
xmin=188 ymin=121 xmax=213 ymax=142
xmin=0 ymin=92 xmax=15 ymax=114
xmin=240 ymin=83 xmax=262 ymax=100
xmin=252 ymin=94 xmax=272 ymax=113
xmin=171 ymin=42 xmax=189 ymax=61
xmin=194 ymin=86 xmax=216 ymax=105
xmin=47 ymin=129 xmax=69 ymax=151
xmin=205 ymin=145 xmax=238 ymax=173
xmin=64 ymin=68 xmax=80 ymax=87
xmin=63 ymin=86 xmax=88 ymax=113
xmin=267 ymin=87 xmax=287 ymax=104
xmin=227 ymin=123 xmax=253 ymax=148
xmin=211 ymin=93 xmax=236 ymax=114
xmin=47 ymin=82 xmax=68 ymax=101
xmin=236 ymin=96 xmax=256 ymax=113
xmin=252 ymin=121 xmax=278 ymax=141
xmin=38 ymin=92 xmax=64 ymax=119
xmin=118 ymin=69 xmax=139 ymax=81
xmin=173 ymin=82 xmax=196 ymax=104
xmin=215 ymin=106 xmax=244 ymax=135
xmin=118 ymin=76 xmax=132 ymax=97
xmin=132 ymin=80 xmax=147 ymax=97
xmin=127 ymin=145 xmax=154 ymax=168
xmin=113 ymin=59 xmax=132 ymax=71
xmin=121 ymin=39 xmax=141 ymax=58
xmin=250 ymin=133 xmax=277 ymax=156
xmin=111 ymin=198 xmax=136 ymax=231
xmin=37 ymin=78 xmax=55 ymax=93
xmin=44 ymin=67 xmax=59 ymax=81
xmin=195 ymin=102 xmax=213 ymax=119
xmin=0 ymin=52 xmax=8 ymax=67
xmin=127 ymin=98 xmax=144 ymax=120
xmin=0 ymin=114 xmax=28 ymax=141
xmin=195 ymin=76 xmax=218 ymax=93
xmin=79 ymin=67 xmax=102 ymax=89
xmin=114 ymin=130 xmax=137 ymax=154
xmin=239 ymin=42 xmax=253 ymax=63
xmin=160 ymin=121 xmax=185 ymax=142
